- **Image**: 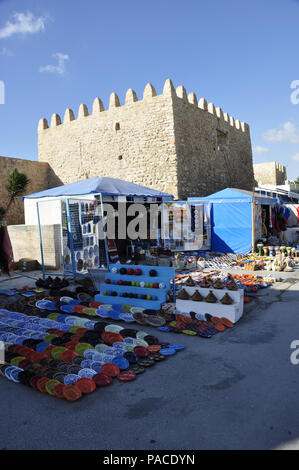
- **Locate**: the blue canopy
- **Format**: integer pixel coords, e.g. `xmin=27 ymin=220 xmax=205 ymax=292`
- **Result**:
xmin=189 ymin=187 xmax=277 ymax=205
xmin=23 ymin=177 xmax=174 ymax=200
xmin=188 ymin=188 xmax=277 ymax=254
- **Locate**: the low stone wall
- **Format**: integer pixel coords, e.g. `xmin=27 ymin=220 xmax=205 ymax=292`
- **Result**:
xmin=8 ymin=224 xmax=62 ymax=270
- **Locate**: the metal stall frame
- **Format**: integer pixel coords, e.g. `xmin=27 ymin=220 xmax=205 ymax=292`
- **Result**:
xmin=36 ymin=193 xmax=177 ymax=299
xmin=36 ymin=193 xmax=175 ymax=280
xmin=161 ymin=200 xmax=211 ymax=252
xmin=36 ymin=193 xmax=109 ymax=280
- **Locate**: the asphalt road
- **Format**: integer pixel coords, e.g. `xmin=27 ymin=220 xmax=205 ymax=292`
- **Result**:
xmin=0 ymin=269 xmax=299 ymax=450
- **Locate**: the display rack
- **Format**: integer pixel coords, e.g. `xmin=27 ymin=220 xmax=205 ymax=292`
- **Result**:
xmin=95 ymin=263 xmax=175 ymax=310
xmin=61 ymin=198 xmax=101 ymax=275
xmin=161 ymin=202 xmax=209 ymax=252
xmin=176 ymin=286 xmax=244 ymax=323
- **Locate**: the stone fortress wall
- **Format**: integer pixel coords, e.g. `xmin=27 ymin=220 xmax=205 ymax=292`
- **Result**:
xmin=37 ymin=78 xmax=254 ymax=199
xmin=0 ymin=156 xmax=50 ymax=225
xmin=253 ymin=161 xmax=287 ymax=186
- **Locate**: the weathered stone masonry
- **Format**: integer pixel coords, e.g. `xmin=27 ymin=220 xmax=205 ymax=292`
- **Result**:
xmin=0 ymin=156 xmax=51 ymax=225
xmin=38 ymin=78 xmax=254 ymax=199
xmin=253 ymin=162 xmax=287 ymax=186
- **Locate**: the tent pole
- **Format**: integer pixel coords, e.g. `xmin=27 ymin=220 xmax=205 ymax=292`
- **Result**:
xmin=100 ymin=193 xmax=110 ymax=268
xmin=252 ymin=186 xmax=256 ymax=253
xmin=36 ymin=201 xmax=46 ymax=280
xmin=65 ymin=198 xmax=77 ymax=279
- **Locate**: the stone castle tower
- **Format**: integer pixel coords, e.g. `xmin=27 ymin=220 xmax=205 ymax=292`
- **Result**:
xmin=38 ymin=78 xmax=254 ymax=199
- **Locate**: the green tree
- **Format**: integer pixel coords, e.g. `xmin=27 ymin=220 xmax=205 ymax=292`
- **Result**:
xmin=0 ymin=168 xmax=30 ymax=220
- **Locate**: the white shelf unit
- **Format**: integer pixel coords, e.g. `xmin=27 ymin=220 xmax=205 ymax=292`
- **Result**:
xmin=176 ymin=286 xmax=244 ymax=324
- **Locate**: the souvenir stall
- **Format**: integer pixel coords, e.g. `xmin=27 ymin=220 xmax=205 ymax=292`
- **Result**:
xmin=279 ymin=204 xmax=299 ymax=246
xmin=161 ymin=201 xmax=210 ymax=252
xmin=188 ymin=188 xmax=278 ymax=254
xmin=156 ymin=200 xmax=211 ymax=270
xmin=23 ymin=177 xmax=174 ymax=279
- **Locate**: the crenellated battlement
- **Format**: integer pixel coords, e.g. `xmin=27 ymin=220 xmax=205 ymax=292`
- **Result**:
xmin=38 ymin=77 xmax=254 ymax=198
xmin=38 ymin=78 xmax=249 ymax=134
xmin=253 ymin=162 xmax=287 ymax=186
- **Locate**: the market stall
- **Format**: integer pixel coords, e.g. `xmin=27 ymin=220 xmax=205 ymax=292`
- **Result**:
xmin=188 ymin=188 xmax=278 ymax=254
xmin=279 ymin=204 xmax=299 ymax=246
xmin=160 ymin=201 xmax=210 ymax=252
xmin=23 ymin=177 xmax=174 ymax=278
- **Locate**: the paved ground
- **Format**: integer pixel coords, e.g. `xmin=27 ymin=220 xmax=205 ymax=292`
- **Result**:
xmin=0 ymin=268 xmax=299 ymax=450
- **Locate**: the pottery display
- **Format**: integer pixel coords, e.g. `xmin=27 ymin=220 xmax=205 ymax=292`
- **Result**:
xmin=191 ymin=290 xmax=203 ymax=302
xmin=220 ymin=293 xmax=233 ymax=305
xmin=205 ymin=290 xmax=217 ymax=303
xmin=177 ymin=288 xmax=190 ymax=300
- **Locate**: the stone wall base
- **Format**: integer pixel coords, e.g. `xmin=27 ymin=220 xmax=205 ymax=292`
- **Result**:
xmin=8 ymin=224 xmax=62 ymax=270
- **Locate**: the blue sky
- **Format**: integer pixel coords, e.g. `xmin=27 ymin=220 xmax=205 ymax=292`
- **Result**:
xmin=0 ymin=0 xmax=299 ymax=179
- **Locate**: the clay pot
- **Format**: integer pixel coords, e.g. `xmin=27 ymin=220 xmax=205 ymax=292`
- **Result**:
xmin=205 ymin=290 xmax=217 ymax=303
xmin=213 ymin=280 xmax=224 ymax=289
xmin=191 ymin=290 xmax=203 ymax=302
xmin=220 ymin=293 xmax=233 ymax=305
xmin=177 ymin=288 xmax=190 ymax=300
xmin=185 ymin=276 xmax=196 ymax=287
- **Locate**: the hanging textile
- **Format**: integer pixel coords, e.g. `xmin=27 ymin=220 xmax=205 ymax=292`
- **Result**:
xmin=0 ymin=224 xmax=13 ymax=274
xmin=283 ymin=204 xmax=299 ymax=226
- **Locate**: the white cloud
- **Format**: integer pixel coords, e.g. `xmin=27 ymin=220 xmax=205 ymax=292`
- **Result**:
xmin=253 ymin=145 xmax=269 ymax=154
xmin=263 ymin=122 xmax=299 ymax=144
xmin=0 ymin=11 xmax=46 ymax=39
xmin=291 ymin=152 xmax=299 ymax=162
xmin=39 ymin=53 xmax=69 ymax=75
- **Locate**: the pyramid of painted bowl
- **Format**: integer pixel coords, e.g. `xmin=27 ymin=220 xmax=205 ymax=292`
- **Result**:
xmin=220 ymin=293 xmax=234 ymax=305
xmin=227 ymin=280 xmax=238 ymax=291
xmin=191 ymin=290 xmax=203 ymax=302
xmin=205 ymin=290 xmax=218 ymax=303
